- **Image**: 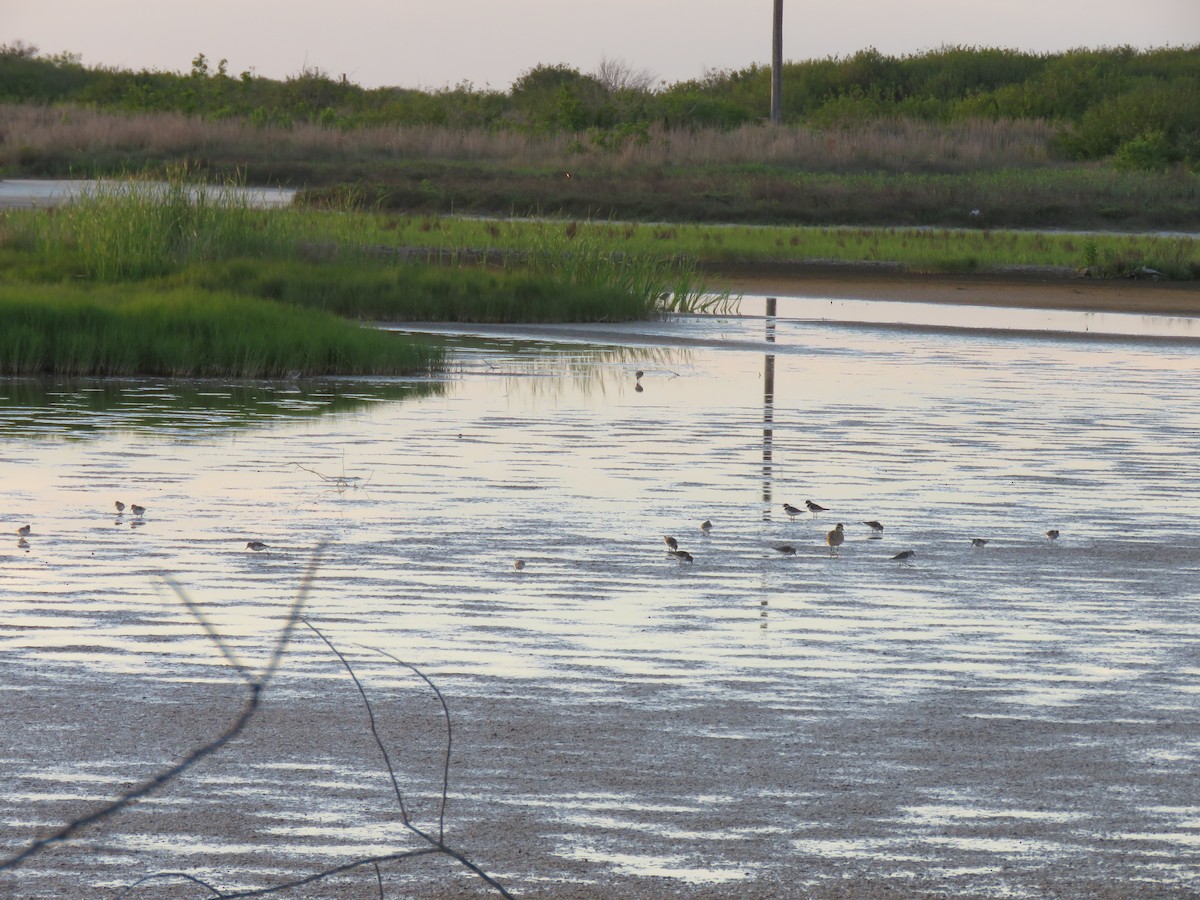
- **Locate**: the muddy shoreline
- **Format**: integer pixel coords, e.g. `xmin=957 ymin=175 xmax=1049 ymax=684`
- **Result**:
xmin=708 ymin=262 xmax=1200 ymax=316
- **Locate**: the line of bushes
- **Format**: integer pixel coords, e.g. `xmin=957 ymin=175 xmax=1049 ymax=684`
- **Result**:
xmin=3 ymin=42 xmax=1198 ymax=169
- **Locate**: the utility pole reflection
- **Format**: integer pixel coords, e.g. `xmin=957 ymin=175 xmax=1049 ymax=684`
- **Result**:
xmin=761 ymin=297 xmax=777 ymax=629
xmin=762 ymin=297 xmax=777 ymax=516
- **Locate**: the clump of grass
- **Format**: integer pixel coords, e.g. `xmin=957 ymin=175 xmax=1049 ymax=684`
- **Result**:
xmin=513 ymin=221 xmax=729 ymax=314
xmin=0 ymin=283 xmax=443 ymax=377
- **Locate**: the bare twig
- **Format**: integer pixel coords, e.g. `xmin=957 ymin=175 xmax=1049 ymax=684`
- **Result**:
xmin=0 ymin=544 xmax=327 ymax=873
xmin=366 ymin=645 xmax=454 ymax=843
xmin=305 ymin=620 xmax=514 ymax=899
xmin=303 ymin=619 xmax=416 ymax=828
xmin=291 ymin=455 xmax=373 ymax=495
xmin=8 ymin=545 xmax=517 ymax=900
xmin=164 ymin=575 xmax=254 ymax=684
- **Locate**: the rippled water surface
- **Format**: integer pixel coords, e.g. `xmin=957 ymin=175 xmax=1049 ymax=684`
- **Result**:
xmin=4 ymin=300 xmax=1200 ymax=897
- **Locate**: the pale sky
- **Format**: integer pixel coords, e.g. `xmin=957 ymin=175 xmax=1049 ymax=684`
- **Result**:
xmin=5 ymin=0 xmax=1199 ymax=91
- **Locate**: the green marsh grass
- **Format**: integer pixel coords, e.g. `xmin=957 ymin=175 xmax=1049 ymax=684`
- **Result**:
xmin=7 ymin=168 xmax=718 ymax=311
xmin=186 ymin=259 xmax=658 ymax=323
xmin=317 ymin=214 xmax=1199 ymax=280
xmin=0 ymin=283 xmax=443 ymax=377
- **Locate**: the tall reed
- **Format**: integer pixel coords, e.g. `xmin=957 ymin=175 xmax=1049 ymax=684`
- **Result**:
xmin=30 ymin=165 xmax=299 ymax=280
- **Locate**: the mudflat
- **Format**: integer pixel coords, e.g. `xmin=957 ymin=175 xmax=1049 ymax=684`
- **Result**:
xmin=710 ymin=263 xmax=1200 ymax=316
xmin=705 ymin=264 xmax=1200 ymax=316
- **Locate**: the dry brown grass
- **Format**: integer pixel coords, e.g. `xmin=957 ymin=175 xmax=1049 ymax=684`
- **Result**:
xmin=0 ymin=103 xmax=1058 ymax=174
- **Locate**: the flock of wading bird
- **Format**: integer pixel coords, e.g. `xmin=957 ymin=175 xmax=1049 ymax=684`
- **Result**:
xmin=11 ymin=497 xmax=1062 ymax=570
xmin=12 ymin=501 xmax=151 ymax=552
xmin=10 ymin=502 xmax=274 ymax=555
xmin=649 ymin=499 xmax=1063 ymax=570
xmin=509 ymin=498 xmax=1062 ymax=573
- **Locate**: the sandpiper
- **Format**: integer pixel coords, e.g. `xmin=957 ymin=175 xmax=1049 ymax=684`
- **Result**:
xmin=971 ymin=538 xmax=988 ymax=548
xmin=782 ymin=503 xmax=802 ymax=520
xmin=664 ymin=535 xmax=679 ymax=550
xmin=16 ymin=525 xmax=31 ymax=537
xmin=669 ymin=549 xmax=694 ymax=563
xmin=130 ymin=504 xmax=145 ymax=517
xmin=891 ymin=550 xmax=915 ymax=564
xmin=635 ymin=370 xmax=644 ymax=380
xmin=773 ymin=544 xmax=796 ymax=556
xmin=246 ymin=541 xmax=268 ymax=551
xmin=806 ymin=500 xmax=828 ymax=514
xmin=700 ymin=520 xmax=713 ymax=533
xmin=863 ymin=520 xmax=884 ymax=533
xmin=826 ymin=523 xmax=845 ymax=555
xmin=513 ymin=559 xmax=526 ymax=571
xmin=1045 ymin=529 xmax=1060 ymax=541
xmin=114 ymin=501 xmax=125 ymax=514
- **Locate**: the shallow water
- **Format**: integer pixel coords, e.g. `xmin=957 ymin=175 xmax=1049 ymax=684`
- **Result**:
xmin=4 ymin=300 xmax=1200 ymax=896
xmin=0 ymin=178 xmax=296 ymax=209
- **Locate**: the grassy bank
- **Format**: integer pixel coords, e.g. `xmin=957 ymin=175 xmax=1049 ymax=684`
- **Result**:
xmin=0 ymin=174 xmax=723 ymax=375
xmin=0 ymin=282 xmax=444 ymax=377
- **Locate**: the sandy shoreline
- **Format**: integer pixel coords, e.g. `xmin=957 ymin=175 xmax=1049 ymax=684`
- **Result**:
xmin=708 ymin=263 xmax=1200 ymax=316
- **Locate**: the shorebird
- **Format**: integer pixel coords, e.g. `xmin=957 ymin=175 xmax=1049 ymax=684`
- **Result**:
xmin=891 ymin=550 xmax=915 ymax=565
xmin=700 ymin=520 xmax=713 ymax=533
xmin=782 ymin=503 xmax=802 ymax=520
xmin=130 ymin=504 xmax=145 ymax=517
xmin=664 ymin=535 xmax=679 ymax=551
xmin=806 ymin=500 xmax=828 ymax=514
xmin=246 ymin=541 xmax=268 ymax=551
xmin=1045 ymin=529 xmax=1060 ymax=541
xmin=971 ymin=538 xmax=988 ymax=548
xmin=826 ymin=523 xmax=845 ymax=556
xmin=114 ymin=501 xmax=125 ymax=514
xmin=863 ymin=520 xmax=884 ymax=533
xmin=669 ymin=549 xmax=694 ymax=563
xmin=513 ymin=559 xmax=526 ymax=571
xmin=16 ymin=525 xmax=30 ymax=537
xmin=773 ymin=544 xmax=796 ymax=556
xmin=635 ymin=370 xmax=644 ymax=380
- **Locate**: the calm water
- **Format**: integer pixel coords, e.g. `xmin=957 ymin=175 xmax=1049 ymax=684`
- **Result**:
xmin=4 ymin=298 xmax=1200 ymax=895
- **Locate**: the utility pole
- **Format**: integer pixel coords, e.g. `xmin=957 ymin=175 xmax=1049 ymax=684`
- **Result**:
xmin=770 ymin=0 xmax=783 ymax=123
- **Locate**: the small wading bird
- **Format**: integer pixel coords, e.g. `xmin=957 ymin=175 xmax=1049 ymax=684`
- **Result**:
xmin=806 ymin=500 xmax=828 ymax=514
xmin=782 ymin=503 xmax=802 ymax=520
xmin=863 ymin=520 xmax=884 ymax=533
xmin=773 ymin=544 xmax=796 ymax=556
xmin=114 ymin=501 xmax=125 ymax=514
xmin=669 ymin=549 xmax=694 ymax=563
xmin=1045 ymin=529 xmax=1060 ymax=541
xmin=246 ymin=541 xmax=268 ymax=552
xmin=892 ymin=550 xmax=915 ymax=565
xmin=513 ymin=559 xmax=526 ymax=571
xmin=971 ymin=538 xmax=988 ymax=548
xmin=700 ymin=520 xmax=713 ymax=533
xmin=826 ymin=523 xmax=845 ymax=556
xmin=130 ymin=504 xmax=145 ymax=517
xmin=16 ymin=525 xmax=31 ymax=537
xmin=664 ymin=535 xmax=679 ymax=551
